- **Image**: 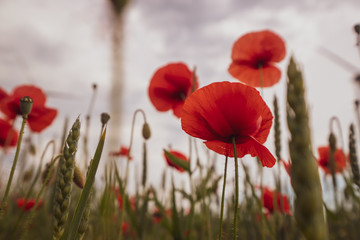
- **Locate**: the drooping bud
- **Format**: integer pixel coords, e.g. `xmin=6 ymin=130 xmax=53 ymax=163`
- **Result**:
xmin=23 ymin=168 xmax=34 ymax=182
xmin=73 ymin=165 xmax=85 ymax=189
xmin=19 ymin=96 xmax=33 ymax=117
xmin=142 ymin=122 xmax=151 ymax=140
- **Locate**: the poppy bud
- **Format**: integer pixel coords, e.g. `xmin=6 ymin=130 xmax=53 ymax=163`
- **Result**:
xmin=92 ymin=83 xmax=97 ymax=90
xmin=23 ymin=168 xmax=34 ymax=182
xmin=142 ymin=122 xmax=151 ymax=140
xmin=19 ymin=96 xmax=33 ymax=117
xmin=354 ymin=24 xmax=360 ymax=34
xmin=73 ymin=165 xmax=85 ymax=189
xmin=101 ymin=112 xmax=110 ymax=125
xmin=354 ymin=74 xmax=360 ymax=84
xmin=28 ymin=143 xmax=36 ymax=155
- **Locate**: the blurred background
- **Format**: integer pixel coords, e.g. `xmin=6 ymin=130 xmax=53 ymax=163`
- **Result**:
xmin=1 ymin=0 xmax=360 ymax=197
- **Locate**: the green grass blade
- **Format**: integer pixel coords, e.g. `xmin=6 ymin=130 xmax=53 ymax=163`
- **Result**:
xmin=164 ymin=149 xmax=190 ymax=173
xmin=63 ymin=128 xmax=107 ymax=240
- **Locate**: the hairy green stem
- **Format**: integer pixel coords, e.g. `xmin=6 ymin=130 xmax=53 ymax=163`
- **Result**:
xmin=218 ymin=156 xmax=228 ymax=240
xmin=0 ymin=116 xmax=27 ymax=212
xmin=232 ymin=137 xmax=239 ymax=240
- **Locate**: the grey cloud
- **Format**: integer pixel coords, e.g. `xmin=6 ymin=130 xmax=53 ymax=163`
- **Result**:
xmin=0 ymin=27 xmax=66 ymax=66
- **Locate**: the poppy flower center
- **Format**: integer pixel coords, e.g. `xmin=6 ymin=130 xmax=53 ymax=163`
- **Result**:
xmin=228 ymin=116 xmax=263 ymax=143
xmin=171 ymin=90 xmax=187 ymax=102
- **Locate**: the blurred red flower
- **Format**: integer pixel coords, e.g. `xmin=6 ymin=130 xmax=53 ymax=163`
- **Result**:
xmin=152 ymin=207 xmax=172 ymax=224
xmin=110 ymin=145 xmax=132 ymax=160
xmin=317 ymin=146 xmax=347 ymax=174
xmin=228 ymin=30 xmax=286 ymax=87
xmin=181 ymin=81 xmax=276 ymax=167
xmin=0 ymin=118 xmax=19 ymax=147
xmin=262 ymin=187 xmax=291 ymax=215
xmin=16 ymin=198 xmax=43 ymax=211
xmin=121 ymin=222 xmax=136 ymax=237
xmin=116 ymin=192 xmax=136 ymax=211
xmin=148 ymin=62 xmax=198 ymax=118
xmin=0 ymin=85 xmax=57 ymax=132
xmin=164 ymin=150 xmax=189 ymax=172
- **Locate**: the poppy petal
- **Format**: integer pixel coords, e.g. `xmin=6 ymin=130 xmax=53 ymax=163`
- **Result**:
xmin=13 ymin=85 xmax=47 ymax=107
xmin=236 ymin=137 xmax=276 ymax=167
xmin=0 ymin=118 xmax=18 ymax=147
xmin=27 ymin=106 xmax=58 ymax=132
xmin=0 ymin=97 xmax=19 ymax=119
xmin=228 ymin=63 xmax=281 ymax=87
xmin=205 ymin=137 xmax=276 ymax=167
xmin=181 ymin=82 xmax=271 ymax=141
xmin=231 ymin=30 xmax=286 ymax=63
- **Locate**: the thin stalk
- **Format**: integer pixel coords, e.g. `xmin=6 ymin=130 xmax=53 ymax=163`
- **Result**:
xmin=259 ymin=165 xmax=265 ymax=240
xmin=12 ymin=140 xmax=55 ymax=234
xmin=259 ymin=65 xmax=264 ymax=96
xmin=186 ymin=136 xmax=195 ymax=240
xmin=20 ymin=154 xmax=62 ymax=240
xmin=232 ymin=137 xmax=239 ymax=240
xmin=218 ymin=156 xmax=228 ymax=240
xmin=0 ymin=115 xmax=27 ymax=212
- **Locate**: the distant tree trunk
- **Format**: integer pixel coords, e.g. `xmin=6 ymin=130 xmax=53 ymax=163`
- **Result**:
xmin=108 ymin=13 xmax=125 ymax=151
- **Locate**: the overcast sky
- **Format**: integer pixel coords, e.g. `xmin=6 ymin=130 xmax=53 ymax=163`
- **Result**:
xmin=1 ymin=0 xmax=360 ymax=194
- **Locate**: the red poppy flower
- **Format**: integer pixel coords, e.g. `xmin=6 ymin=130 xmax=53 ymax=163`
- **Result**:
xmin=164 ymin=150 xmax=189 ymax=172
xmin=0 ymin=118 xmax=19 ymax=147
xmin=262 ymin=187 xmax=291 ymax=215
xmin=16 ymin=198 xmax=43 ymax=211
xmin=181 ymin=81 xmax=276 ymax=167
xmin=0 ymin=85 xmax=57 ymax=132
xmin=228 ymin=30 xmax=286 ymax=87
xmin=317 ymin=146 xmax=347 ymax=174
xmin=148 ymin=62 xmax=198 ymax=118
xmin=110 ymin=145 xmax=132 ymax=160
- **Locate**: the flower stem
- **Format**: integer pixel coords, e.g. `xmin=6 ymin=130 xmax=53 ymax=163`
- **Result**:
xmin=0 ymin=115 xmax=27 ymax=212
xmin=218 ymin=156 xmax=228 ymax=240
xmin=232 ymin=137 xmax=239 ymax=240
xmin=259 ymin=65 xmax=264 ymax=96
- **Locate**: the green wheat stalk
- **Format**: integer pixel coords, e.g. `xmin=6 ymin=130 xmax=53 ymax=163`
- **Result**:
xmin=286 ymin=56 xmax=327 ymax=240
xmin=53 ymin=117 xmax=81 ymax=240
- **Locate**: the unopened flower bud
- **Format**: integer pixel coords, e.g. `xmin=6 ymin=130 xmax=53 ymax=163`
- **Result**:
xmin=73 ymin=165 xmax=85 ymax=189
xmin=101 ymin=112 xmax=110 ymax=125
xmin=19 ymin=96 xmax=33 ymax=117
xmin=23 ymin=168 xmax=34 ymax=182
xmin=142 ymin=122 xmax=151 ymax=140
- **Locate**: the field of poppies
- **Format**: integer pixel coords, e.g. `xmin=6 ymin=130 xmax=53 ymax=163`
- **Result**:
xmin=0 ymin=26 xmax=360 ymax=240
